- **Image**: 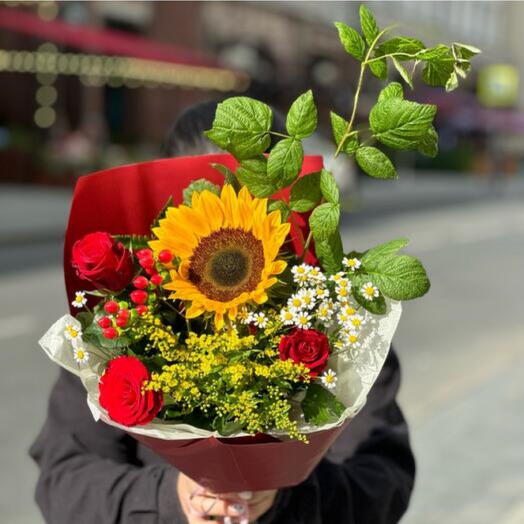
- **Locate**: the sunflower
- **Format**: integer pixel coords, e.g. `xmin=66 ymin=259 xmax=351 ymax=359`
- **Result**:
xmin=149 ymin=185 xmax=290 ymax=329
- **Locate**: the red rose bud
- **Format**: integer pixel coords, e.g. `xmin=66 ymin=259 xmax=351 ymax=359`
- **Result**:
xmin=104 ymin=300 xmax=119 ymax=315
xmin=98 ymin=356 xmax=163 ymax=426
xmin=133 ymin=276 xmax=149 ymax=289
xmin=103 ymin=327 xmax=118 ymax=339
xmin=158 ymin=249 xmax=173 ymax=264
xmin=135 ymin=304 xmax=148 ymax=316
xmin=136 ymin=248 xmax=153 ymax=259
xmin=116 ymin=316 xmax=128 ymax=328
xmin=278 ymin=329 xmax=330 ymax=378
xmin=130 ymin=290 xmax=148 ymax=305
xmin=150 ymin=274 xmax=164 ymax=286
xmin=145 ymin=267 xmax=158 ymax=276
xmin=71 ymin=232 xmax=133 ymax=291
xmin=97 ymin=316 xmax=112 ymax=329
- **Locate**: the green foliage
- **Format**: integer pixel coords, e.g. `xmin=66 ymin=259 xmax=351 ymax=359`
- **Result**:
xmin=182 ymin=178 xmax=220 ymax=206
xmin=114 ymin=234 xmax=151 ymax=251
xmin=290 ymin=171 xmax=322 ymax=212
xmin=302 ymin=383 xmax=346 ymax=425
xmin=377 ymin=36 xmax=425 ymax=58
xmin=335 ymin=22 xmax=366 ymax=61
xmin=267 ymin=138 xmax=304 ymax=188
xmin=369 ymin=97 xmax=437 ymax=150
xmin=210 ymin=162 xmax=239 ymax=189
xmin=330 ymin=112 xmax=359 ymax=154
xmin=205 ymin=97 xmax=272 ymax=159
xmin=418 ymin=126 xmax=439 ymax=157
xmin=378 ymin=82 xmax=404 ymax=102
xmin=360 ymin=238 xmax=430 ymax=300
xmin=355 ymin=147 xmax=397 ymax=179
xmin=320 ymin=169 xmax=339 ymax=204
xmin=391 ymin=56 xmax=413 ymax=88
xmin=359 ymin=4 xmax=379 ymax=46
xmin=351 ymin=274 xmax=387 ymax=315
xmin=286 ymin=90 xmax=318 ymax=139
xmin=315 ymin=230 xmax=344 ymax=275
xmin=268 ymin=199 xmax=291 ymax=222
xmin=368 ymin=56 xmax=388 ymax=80
xmin=309 ymin=202 xmax=340 ymax=241
xmin=236 ymin=157 xmax=275 ymax=198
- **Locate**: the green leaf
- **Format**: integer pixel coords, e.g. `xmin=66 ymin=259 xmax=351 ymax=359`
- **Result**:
xmin=369 ymin=98 xmax=436 ymax=150
xmin=445 ymin=71 xmax=459 ymax=92
xmin=210 ymin=162 xmax=239 ymax=189
xmin=369 ymin=56 xmax=388 ymax=80
xmin=418 ymin=125 xmax=438 ymax=157
xmin=361 ymin=238 xmax=430 ymax=300
xmin=330 ymin=112 xmax=359 ymax=154
xmin=114 ymin=234 xmax=151 ymax=251
xmin=335 ymin=22 xmax=366 ymax=62
xmin=315 ymin=230 xmax=344 ymax=275
xmin=75 ymin=312 xmax=94 ymax=330
xmin=352 ymin=275 xmax=387 ymax=315
xmin=355 ymin=147 xmax=397 ymax=179
xmin=286 ymin=90 xmax=318 ymax=139
xmin=320 ymin=169 xmax=339 ymax=204
xmin=302 ymin=383 xmax=346 ymax=425
xmin=267 ymin=199 xmax=291 ymax=222
xmin=361 ymin=254 xmax=430 ymax=300
xmin=391 ymin=56 xmax=413 ymax=88
xmin=309 ymin=202 xmax=340 ymax=241
xmin=205 ymin=97 xmax=272 ymax=160
xmin=267 ymin=138 xmax=304 ymax=188
xmin=182 ymin=178 xmax=220 ymax=206
xmin=452 ymin=42 xmax=481 ymax=60
xmin=236 ymin=157 xmax=276 ymax=198
xmin=419 ymin=45 xmax=455 ymax=87
xmin=378 ymin=82 xmax=404 ymax=102
xmin=362 ymin=238 xmax=409 ymax=262
xmin=290 ymin=171 xmax=322 ymax=212
xmin=359 ymin=4 xmax=379 ymax=46
xmin=377 ymin=36 xmax=425 ymax=58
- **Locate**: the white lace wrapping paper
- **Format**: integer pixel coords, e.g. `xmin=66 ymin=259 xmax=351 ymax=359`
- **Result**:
xmin=39 ymin=301 xmax=401 ymax=441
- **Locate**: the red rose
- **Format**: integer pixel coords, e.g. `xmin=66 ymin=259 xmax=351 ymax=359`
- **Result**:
xmin=72 ymin=232 xmax=134 ymax=291
xmin=99 ymin=356 xmax=163 ymax=426
xmin=278 ymin=329 xmax=330 ymax=378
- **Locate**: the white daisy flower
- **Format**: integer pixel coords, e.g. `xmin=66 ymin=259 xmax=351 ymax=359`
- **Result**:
xmin=342 ymin=330 xmax=361 ymax=348
xmin=280 ymin=308 xmax=295 ymax=326
xmin=73 ymin=346 xmax=89 ymax=365
xmin=320 ymin=369 xmax=338 ymax=390
xmin=308 ymin=266 xmax=326 ymax=284
xmin=349 ymin=314 xmax=366 ymax=330
xmin=340 ymin=304 xmax=358 ymax=317
xmin=71 ymin=291 xmax=87 ymax=309
xmin=360 ymin=282 xmax=379 ymax=301
xmin=336 ymin=286 xmax=352 ymax=302
xmin=237 ymin=308 xmax=251 ymax=324
xmin=64 ymin=321 xmax=83 ymax=347
xmin=317 ymin=300 xmax=335 ymax=324
xmin=336 ymin=277 xmax=351 ymax=289
xmin=293 ymin=311 xmax=312 ymax=330
xmin=343 ymin=257 xmax=361 ymax=271
xmin=252 ymin=312 xmax=268 ymax=328
xmin=298 ymin=288 xmax=316 ymax=310
xmin=314 ymin=286 xmax=330 ymax=300
xmin=288 ymin=293 xmax=305 ymax=310
xmin=291 ymin=264 xmax=312 ymax=285
xmin=329 ymin=272 xmax=346 ymax=284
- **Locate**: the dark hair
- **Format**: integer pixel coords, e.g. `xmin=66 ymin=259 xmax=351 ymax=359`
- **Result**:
xmin=162 ymin=100 xmax=287 ymax=157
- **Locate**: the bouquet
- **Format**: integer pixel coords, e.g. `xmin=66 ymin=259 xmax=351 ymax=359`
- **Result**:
xmin=40 ymin=5 xmax=479 ymax=497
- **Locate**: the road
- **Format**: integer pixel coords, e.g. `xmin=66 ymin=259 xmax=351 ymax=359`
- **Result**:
xmin=0 ymin=175 xmax=523 ymax=523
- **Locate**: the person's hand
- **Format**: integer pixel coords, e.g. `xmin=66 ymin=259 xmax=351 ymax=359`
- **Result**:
xmin=177 ymin=472 xmax=277 ymax=523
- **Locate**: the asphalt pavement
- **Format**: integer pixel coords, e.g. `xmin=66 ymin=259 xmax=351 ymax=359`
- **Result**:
xmin=1 ymin=173 xmax=523 ymax=523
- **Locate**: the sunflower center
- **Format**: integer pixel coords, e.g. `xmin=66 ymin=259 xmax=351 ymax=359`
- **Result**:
xmin=188 ymin=228 xmax=265 ymax=302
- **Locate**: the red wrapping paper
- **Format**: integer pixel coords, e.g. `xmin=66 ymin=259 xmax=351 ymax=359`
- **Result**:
xmin=64 ymin=153 xmax=345 ymax=492
xmin=133 ymin=423 xmax=348 ymax=493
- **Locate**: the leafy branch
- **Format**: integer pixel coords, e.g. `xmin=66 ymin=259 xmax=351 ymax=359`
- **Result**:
xmin=203 ymin=3 xmax=480 ymax=313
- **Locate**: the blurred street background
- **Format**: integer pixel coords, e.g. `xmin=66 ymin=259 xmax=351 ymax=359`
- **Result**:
xmin=1 ymin=2 xmax=523 ymax=523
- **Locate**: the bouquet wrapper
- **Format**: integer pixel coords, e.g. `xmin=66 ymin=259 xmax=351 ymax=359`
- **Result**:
xmin=63 ymin=154 xmax=323 ymax=310
xmin=132 ymin=425 xmax=348 ymax=492
xmin=41 ymin=153 xmax=403 ymax=493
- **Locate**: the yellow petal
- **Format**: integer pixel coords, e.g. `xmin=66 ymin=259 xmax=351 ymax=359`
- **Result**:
xmin=221 ymin=184 xmax=240 ymax=228
xmin=186 ymin=303 xmax=205 ymax=318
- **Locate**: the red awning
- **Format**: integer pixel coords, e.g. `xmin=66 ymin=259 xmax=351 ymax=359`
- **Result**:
xmin=0 ymin=6 xmax=219 ymax=68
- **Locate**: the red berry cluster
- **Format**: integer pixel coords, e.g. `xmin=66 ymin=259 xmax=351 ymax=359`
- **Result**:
xmin=97 ymin=248 xmax=173 ymax=340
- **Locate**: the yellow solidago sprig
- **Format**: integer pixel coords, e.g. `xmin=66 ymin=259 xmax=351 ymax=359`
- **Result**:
xmin=145 ymin=328 xmax=310 ymax=440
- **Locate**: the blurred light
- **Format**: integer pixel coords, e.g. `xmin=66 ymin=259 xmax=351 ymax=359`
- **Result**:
xmin=34 ymin=106 xmax=56 ymax=128
xmin=1 ymin=48 xmax=250 ymax=92
xmin=37 ymin=1 xmax=59 ymax=22
xmin=478 ymin=65 xmax=519 ymax=108
xmin=36 ymin=85 xmax=57 ymax=106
